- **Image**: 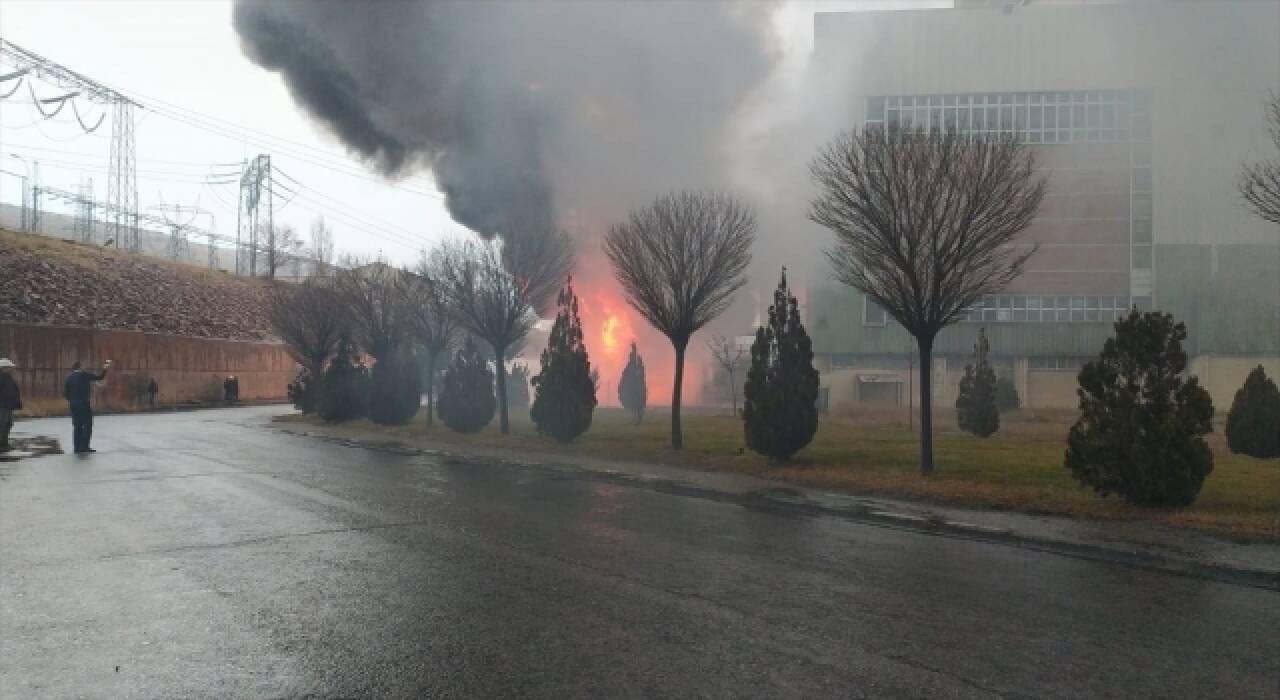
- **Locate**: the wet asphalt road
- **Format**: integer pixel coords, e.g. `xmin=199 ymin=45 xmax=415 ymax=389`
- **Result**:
xmin=1 ymin=407 xmax=1277 ymax=699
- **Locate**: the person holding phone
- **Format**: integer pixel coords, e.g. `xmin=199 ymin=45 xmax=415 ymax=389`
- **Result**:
xmin=64 ymin=359 xmax=111 ymax=454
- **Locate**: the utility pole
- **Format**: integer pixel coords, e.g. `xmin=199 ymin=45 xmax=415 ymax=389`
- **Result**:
xmin=236 ymin=155 xmax=273 ymax=276
xmin=0 ymin=39 xmax=141 ymax=250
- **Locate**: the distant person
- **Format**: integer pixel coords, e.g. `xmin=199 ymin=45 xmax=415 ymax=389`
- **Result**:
xmin=0 ymin=358 xmax=21 ymax=452
xmin=224 ymin=376 xmax=234 ymax=402
xmin=64 ymin=359 xmax=111 ymax=454
xmin=232 ymin=376 xmax=241 ymax=402
xmin=147 ymin=379 xmax=159 ymax=408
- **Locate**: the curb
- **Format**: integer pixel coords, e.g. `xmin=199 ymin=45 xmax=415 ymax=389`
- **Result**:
xmin=275 ymin=425 xmax=1280 ymax=593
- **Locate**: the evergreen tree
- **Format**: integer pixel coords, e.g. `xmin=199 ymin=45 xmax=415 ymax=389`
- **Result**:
xmin=318 ymin=333 xmax=369 ymax=422
xmin=995 ymin=373 xmax=1021 ymax=412
xmin=437 ymin=337 xmax=496 ymax=433
xmin=1065 ymin=310 xmax=1215 ymax=507
xmin=367 ymin=349 xmax=422 ymax=426
xmin=955 ymin=328 xmax=1000 ymax=437
xmin=506 ymin=362 xmax=532 ymax=410
xmin=1225 ymin=365 xmax=1280 ymax=458
xmin=618 ymin=342 xmax=647 ymax=424
xmin=531 ymin=278 xmax=598 ymax=442
xmin=742 ymin=269 xmax=820 ymax=461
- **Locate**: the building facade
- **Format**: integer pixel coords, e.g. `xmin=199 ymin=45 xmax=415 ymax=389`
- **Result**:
xmin=807 ymin=0 xmax=1280 ymax=411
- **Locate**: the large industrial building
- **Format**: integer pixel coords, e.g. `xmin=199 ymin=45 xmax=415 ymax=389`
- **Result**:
xmin=807 ymin=0 xmax=1280 ymax=411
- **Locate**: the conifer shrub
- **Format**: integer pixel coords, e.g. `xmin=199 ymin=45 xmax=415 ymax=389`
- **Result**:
xmin=288 ymin=368 xmax=321 ymax=414
xmin=742 ymin=269 xmax=820 ymax=461
xmin=1225 ymin=365 xmax=1280 ymax=458
xmin=437 ymin=337 xmax=496 ymax=433
xmin=618 ymin=342 xmax=647 ymax=424
xmin=530 ymin=279 xmax=598 ymax=442
xmin=506 ymin=363 xmax=531 ymax=411
xmin=1065 ymin=310 xmax=1215 ymax=507
xmin=956 ymin=329 xmax=1000 ymax=437
xmin=995 ymin=374 xmax=1021 ymax=412
xmin=367 ymin=351 xmax=422 ymax=426
xmin=319 ymin=334 xmax=369 ymax=422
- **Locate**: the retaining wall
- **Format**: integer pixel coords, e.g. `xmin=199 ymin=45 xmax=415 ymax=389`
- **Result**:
xmin=0 ymin=323 xmax=296 ymax=412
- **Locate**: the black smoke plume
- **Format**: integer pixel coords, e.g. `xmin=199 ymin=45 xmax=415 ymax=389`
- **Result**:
xmin=233 ymin=0 xmax=778 ymax=241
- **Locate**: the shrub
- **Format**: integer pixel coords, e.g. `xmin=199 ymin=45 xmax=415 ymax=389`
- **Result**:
xmin=995 ymin=373 xmax=1021 ymax=412
xmin=742 ymin=269 xmax=820 ymax=461
xmin=319 ymin=334 xmax=369 ymax=422
xmin=618 ymin=342 xmax=647 ymax=424
xmin=367 ymin=351 xmax=421 ymax=426
xmin=437 ymin=337 xmax=495 ymax=433
xmin=1065 ymin=310 xmax=1215 ymax=507
xmin=506 ymin=363 xmax=531 ymax=410
xmin=288 ymin=368 xmax=321 ymax=414
xmin=530 ymin=279 xmax=597 ymax=442
xmin=1225 ymin=365 xmax=1280 ymax=458
xmin=955 ymin=328 xmax=1000 ymax=437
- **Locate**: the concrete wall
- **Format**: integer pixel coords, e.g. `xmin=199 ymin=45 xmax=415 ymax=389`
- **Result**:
xmin=1191 ymin=355 xmax=1280 ymax=411
xmin=821 ymin=354 xmax=1280 ymax=413
xmin=0 ymin=323 xmax=296 ymax=412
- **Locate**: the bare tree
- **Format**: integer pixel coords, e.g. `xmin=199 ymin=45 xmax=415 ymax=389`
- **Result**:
xmin=1240 ymin=92 xmax=1280 ymax=337
xmin=310 ymin=216 xmax=335 ymax=276
xmin=706 ymin=335 xmax=747 ymax=417
xmin=262 ymin=223 xmax=302 ymax=279
xmin=333 ymin=261 xmax=411 ymax=361
xmin=436 ymin=231 xmax=572 ymax=434
xmin=605 ymin=191 xmax=756 ymax=448
xmin=406 ymin=248 xmax=461 ymax=427
xmin=810 ymin=126 xmax=1045 ymax=475
xmin=267 ymin=278 xmax=344 ymax=411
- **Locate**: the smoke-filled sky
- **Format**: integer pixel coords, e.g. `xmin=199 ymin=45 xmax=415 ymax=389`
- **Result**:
xmin=232 ymin=0 xmax=779 ymax=245
xmin=0 ymin=0 xmax=939 ymax=265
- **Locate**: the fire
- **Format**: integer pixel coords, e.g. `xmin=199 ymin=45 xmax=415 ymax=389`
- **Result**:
xmin=567 ymin=278 xmax=696 ymax=408
xmin=601 ymin=315 xmax=621 ymax=353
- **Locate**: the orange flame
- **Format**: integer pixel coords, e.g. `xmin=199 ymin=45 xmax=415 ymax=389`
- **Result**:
xmin=571 ymin=279 xmax=695 ymax=407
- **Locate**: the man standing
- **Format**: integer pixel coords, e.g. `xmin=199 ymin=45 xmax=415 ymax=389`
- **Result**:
xmin=64 ymin=359 xmax=111 ymax=454
xmin=0 ymin=358 xmax=21 ymax=452
xmin=147 ymin=378 xmax=159 ymax=408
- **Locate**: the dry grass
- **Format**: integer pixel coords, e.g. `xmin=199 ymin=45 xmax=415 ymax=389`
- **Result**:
xmin=283 ymin=406 xmax=1280 ymax=541
xmin=0 ymin=228 xmax=232 ymax=282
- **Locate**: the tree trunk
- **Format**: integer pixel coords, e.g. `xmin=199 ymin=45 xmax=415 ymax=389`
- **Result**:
xmin=671 ymin=341 xmax=686 ymax=449
xmin=729 ymin=367 xmax=737 ymax=417
xmin=495 ymin=350 xmax=510 ymax=435
xmin=424 ymin=352 xmax=436 ymax=429
xmin=917 ymin=335 xmax=935 ymax=475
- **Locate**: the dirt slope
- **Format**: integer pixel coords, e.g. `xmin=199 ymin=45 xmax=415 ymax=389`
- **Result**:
xmin=0 ymin=229 xmax=276 ymax=340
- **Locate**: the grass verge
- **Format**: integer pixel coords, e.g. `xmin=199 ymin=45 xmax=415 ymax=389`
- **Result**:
xmin=278 ymin=406 xmax=1280 ymax=542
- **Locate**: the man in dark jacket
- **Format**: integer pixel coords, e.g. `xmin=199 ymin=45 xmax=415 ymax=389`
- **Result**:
xmin=0 ymin=358 xmax=21 ymax=451
xmin=64 ymin=359 xmax=111 ymax=453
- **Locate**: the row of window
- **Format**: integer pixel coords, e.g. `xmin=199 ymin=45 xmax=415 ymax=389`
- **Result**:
xmin=863 ymin=295 xmax=1153 ymax=326
xmin=866 ymin=90 xmax=1152 ymax=145
xmin=1028 ymin=356 xmax=1091 ymax=371
xmin=828 ymin=353 xmax=1089 ymax=372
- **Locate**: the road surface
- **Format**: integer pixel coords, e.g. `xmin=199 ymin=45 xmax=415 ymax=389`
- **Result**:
xmin=2 ymin=407 xmax=1276 ymax=698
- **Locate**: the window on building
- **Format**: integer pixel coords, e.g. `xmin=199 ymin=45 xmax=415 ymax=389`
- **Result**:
xmin=1029 ymin=356 xmax=1091 ymax=371
xmin=863 ymin=297 xmax=887 ymax=326
xmin=1132 ymin=245 xmax=1153 ymax=270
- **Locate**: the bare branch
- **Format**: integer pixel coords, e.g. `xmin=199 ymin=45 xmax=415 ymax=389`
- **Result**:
xmin=809 ymin=126 xmax=1045 ymax=340
xmin=267 ymin=278 xmax=344 ymax=378
xmin=604 ymin=191 xmax=756 ymax=348
xmin=1241 ymin=92 xmax=1280 ymax=226
xmin=333 ymin=261 xmax=411 ymax=360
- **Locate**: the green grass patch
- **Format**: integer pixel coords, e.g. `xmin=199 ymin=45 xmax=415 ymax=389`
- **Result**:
xmin=283 ymin=406 xmax=1280 ymax=541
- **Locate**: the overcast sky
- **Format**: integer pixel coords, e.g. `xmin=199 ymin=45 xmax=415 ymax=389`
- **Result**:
xmin=0 ymin=0 xmax=941 ymax=264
